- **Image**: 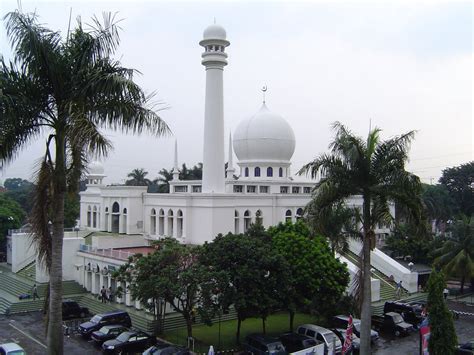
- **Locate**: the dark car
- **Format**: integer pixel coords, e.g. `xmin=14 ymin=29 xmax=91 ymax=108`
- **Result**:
xmin=332 ymin=315 xmax=379 ymax=343
xmin=243 ymin=334 xmax=287 ymax=355
xmin=278 ymin=332 xmax=321 ymax=353
xmin=143 ymin=344 xmax=190 ymax=355
xmin=102 ymin=330 xmax=156 ymax=354
xmin=62 ymin=300 xmax=89 ymax=320
xmin=332 ymin=328 xmax=360 ymax=354
xmin=456 ymin=340 xmax=474 ymax=354
xmin=383 ymin=301 xmax=423 ymax=327
xmin=79 ymin=310 xmax=132 ymax=338
xmin=371 ymin=312 xmax=413 ymax=337
xmin=90 ymin=325 xmax=129 ymax=345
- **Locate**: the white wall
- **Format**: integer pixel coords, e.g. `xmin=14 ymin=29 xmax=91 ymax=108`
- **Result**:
xmin=348 ymin=239 xmax=418 ymax=293
xmin=9 ymin=233 xmax=36 ymax=273
xmin=339 ymin=255 xmax=381 ymax=302
xmin=91 ymin=235 xmax=146 ymax=249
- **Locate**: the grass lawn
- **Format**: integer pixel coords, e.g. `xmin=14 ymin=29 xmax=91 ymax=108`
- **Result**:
xmin=161 ymin=312 xmax=321 ymax=353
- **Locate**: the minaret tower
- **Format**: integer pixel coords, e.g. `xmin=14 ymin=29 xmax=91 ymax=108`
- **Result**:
xmin=199 ymin=23 xmax=230 ymax=193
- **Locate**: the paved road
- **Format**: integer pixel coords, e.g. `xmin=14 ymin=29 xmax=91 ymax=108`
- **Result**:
xmin=1 ymin=300 xmax=473 ymax=354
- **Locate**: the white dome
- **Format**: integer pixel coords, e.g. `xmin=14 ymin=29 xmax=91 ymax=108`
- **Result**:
xmin=203 ymin=24 xmax=227 ymax=40
xmin=88 ymin=161 xmax=104 ymax=175
xmin=233 ymin=104 xmax=296 ymax=163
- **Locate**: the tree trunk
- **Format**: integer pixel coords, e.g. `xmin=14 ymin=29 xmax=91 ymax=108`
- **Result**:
xmin=289 ymin=309 xmax=295 ymax=332
xmin=185 ymin=315 xmax=193 ymax=339
xmin=47 ymin=131 xmax=66 ymax=355
xmin=359 ymin=195 xmax=373 ymax=355
xmin=262 ymin=317 xmax=266 ymax=334
xmin=236 ymin=316 xmax=242 ymax=344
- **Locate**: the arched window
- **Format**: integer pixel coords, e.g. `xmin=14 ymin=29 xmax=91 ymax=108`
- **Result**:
xmin=92 ymin=206 xmax=97 ymax=228
xmin=267 ymin=167 xmax=273 ymax=177
xmin=254 ymin=167 xmax=261 ymax=177
xmin=244 ymin=210 xmax=252 ymax=232
xmin=87 ymin=206 xmax=92 ymax=227
xmin=296 ymin=208 xmax=304 ymax=221
xmin=234 ymin=210 xmax=240 ymax=234
xmin=256 ymin=210 xmax=263 ymax=225
xmin=285 ymin=209 xmax=292 ymax=223
xmin=158 ymin=209 xmax=165 ymax=235
xmin=111 ymin=202 xmax=120 ymax=233
xmin=279 ymin=167 xmax=284 ymax=177
xmin=150 ymin=209 xmax=156 ymax=235
xmin=177 ymin=210 xmax=184 ymax=238
xmin=245 ymin=167 xmax=249 ymax=177
xmin=167 ymin=209 xmax=174 ymax=236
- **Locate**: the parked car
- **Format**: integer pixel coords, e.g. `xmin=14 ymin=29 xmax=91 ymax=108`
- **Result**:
xmin=383 ymin=301 xmax=423 ymax=327
xmin=332 ymin=328 xmax=360 ymax=354
xmin=371 ymin=312 xmax=413 ymax=337
xmin=296 ymin=324 xmax=342 ymax=355
xmin=102 ymin=330 xmax=156 ymax=354
xmin=79 ymin=310 xmax=132 ymax=338
xmin=243 ymin=334 xmax=287 ymax=355
xmin=62 ymin=299 xmax=89 ymax=320
xmin=143 ymin=344 xmax=190 ymax=355
xmin=456 ymin=339 xmax=474 ymax=354
xmin=0 ymin=343 xmax=26 ymax=355
xmin=278 ymin=332 xmax=324 ymax=353
xmin=90 ymin=325 xmax=129 ymax=345
xmin=332 ymin=315 xmax=379 ymax=343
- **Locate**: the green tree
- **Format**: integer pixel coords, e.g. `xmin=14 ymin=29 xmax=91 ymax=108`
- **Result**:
xmin=115 ymin=238 xmax=220 ymax=338
xmin=434 ymin=215 xmax=474 ymax=293
xmin=3 ymin=178 xmax=35 ymax=214
xmin=125 ymin=168 xmax=151 ymax=186
xmin=152 ymin=163 xmax=203 ymax=193
xmin=298 ymin=122 xmax=423 ymax=353
xmin=426 ymin=269 xmax=457 ymax=354
xmin=0 ymin=11 xmax=169 ymax=354
xmin=422 ymin=183 xmax=456 ymax=232
xmin=439 ymin=162 xmax=474 ymax=217
xmin=4 ymin=177 xmax=34 ymax=190
xmin=200 ymin=231 xmax=289 ymax=343
xmin=268 ymin=221 xmax=349 ymax=330
xmin=0 ymin=194 xmax=26 ymax=241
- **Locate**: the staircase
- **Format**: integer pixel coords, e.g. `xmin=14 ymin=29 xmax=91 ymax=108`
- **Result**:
xmin=17 ymin=261 xmax=36 ymax=282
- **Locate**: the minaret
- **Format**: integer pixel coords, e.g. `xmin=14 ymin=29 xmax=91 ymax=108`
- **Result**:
xmin=199 ymin=23 xmax=230 ymax=193
xmin=226 ymin=133 xmax=235 ymax=180
xmin=172 ymin=139 xmax=180 ymax=181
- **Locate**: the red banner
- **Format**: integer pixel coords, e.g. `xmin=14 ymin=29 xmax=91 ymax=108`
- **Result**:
xmin=341 ymin=315 xmax=353 ymax=355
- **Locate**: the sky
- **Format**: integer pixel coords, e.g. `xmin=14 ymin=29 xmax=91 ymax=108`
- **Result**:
xmin=1 ymin=0 xmax=472 ymax=185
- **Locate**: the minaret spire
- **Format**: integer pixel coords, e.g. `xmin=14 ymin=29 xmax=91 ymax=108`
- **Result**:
xmin=172 ymin=139 xmax=180 ymax=181
xmin=226 ymin=132 xmax=235 ymax=180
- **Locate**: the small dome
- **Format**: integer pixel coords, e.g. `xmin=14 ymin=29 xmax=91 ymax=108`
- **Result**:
xmin=233 ymin=104 xmax=296 ymax=163
xmin=88 ymin=161 xmax=104 ymax=175
xmin=203 ymin=24 xmax=227 ymax=40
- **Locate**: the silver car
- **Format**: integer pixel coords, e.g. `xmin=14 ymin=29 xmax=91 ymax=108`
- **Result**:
xmin=296 ymin=324 xmax=342 ymax=354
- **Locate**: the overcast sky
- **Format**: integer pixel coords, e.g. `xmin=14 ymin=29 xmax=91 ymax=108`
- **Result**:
xmin=1 ymin=0 xmax=472 ymax=185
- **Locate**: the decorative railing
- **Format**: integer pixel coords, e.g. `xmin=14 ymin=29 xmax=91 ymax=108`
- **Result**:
xmin=78 ymin=244 xmax=133 ymax=261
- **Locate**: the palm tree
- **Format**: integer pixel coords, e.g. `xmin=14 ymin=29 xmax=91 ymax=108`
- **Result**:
xmin=298 ymin=122 xmax=422 ymax=354
xmin=306 ymin=201 xmax=355 ymax=255
xmin=1 ymin=11 xmax=169 ymax=354
xmin=154 ymin=167 xmax=173 ymax=193
xmin=126 ymin=168 xmax=151 ymax=186
xmin=434 ymin=215 xmax=474 ymax=293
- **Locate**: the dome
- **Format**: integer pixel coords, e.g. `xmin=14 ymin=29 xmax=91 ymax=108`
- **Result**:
xmin=88 ymin=161 xmax=104 ymax=175
xmin=233 ymin=104 xmax=296 ymax=163
xmin=203 ymin=24 xmax=227 ymax=40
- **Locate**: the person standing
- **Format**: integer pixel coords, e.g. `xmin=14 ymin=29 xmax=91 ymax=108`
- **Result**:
xmin=443 ymin=288 xmax=449 ymax=300
xmin=32 ymin=284 xmax=39 ymax=300
xmin=396 ymin=280 xmax=403 ymax=298
xmin=100 ymin=286 xmax=107 ymax=303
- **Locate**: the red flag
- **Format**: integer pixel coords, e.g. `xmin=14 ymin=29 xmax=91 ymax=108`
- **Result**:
xmin=341 ymin=315 xmax=353 ymax=355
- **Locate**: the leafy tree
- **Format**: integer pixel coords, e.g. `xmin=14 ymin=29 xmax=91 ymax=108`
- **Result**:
xmin=4 ymin=177 xmax=34 ymax=190
xmin=298 ymin=122 xmax=423 ymax=353
xmin=154 ymin=168 xmax=173 ymax=193
xmin=422 ymin=183 xmax=456 ymax=232
xmin=268 ymin=221 xmax=349 ymax=330
xmin=439 ymin=162 xmax=474 ymax=217
xmin=3 ymin=178 xmax=35 ymax=214
xmin=125 ymin=168 xmax=151 ymax=186
xmin=426 ymin=269 xmax=457 ymax=354
xmin=434 ymin=215 xmax=474 ymax=293
xmin=64 ymin=193 xmax=80 ymax=228
xmin=305 ymin=201 xmax=355 ymax=255
xmin=152 ymin=163 xmax=203 ymax=193
xmin=115 ymin=238 xmax=220 ymax=338
xmin=200 ymin=231 xmax=290 ymax=343
xmin=0 ymin=194 xmax=26 ymax=241
xmin=0 ymin=11 xmax=169 ymax=353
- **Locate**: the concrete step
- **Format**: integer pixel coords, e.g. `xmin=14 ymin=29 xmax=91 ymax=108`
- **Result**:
xmin=16 ymin=261 xmax=36 ymax=282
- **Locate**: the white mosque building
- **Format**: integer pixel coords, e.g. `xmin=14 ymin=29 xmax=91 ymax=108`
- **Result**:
xmin=8 ymin=24 xmax=419 ymax=307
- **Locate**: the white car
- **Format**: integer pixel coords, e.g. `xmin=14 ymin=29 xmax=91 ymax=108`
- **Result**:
xmin=0 ymin=343 xmax=26 ymax=355
xmin=296 ymin=324 xmax=342 ymax=355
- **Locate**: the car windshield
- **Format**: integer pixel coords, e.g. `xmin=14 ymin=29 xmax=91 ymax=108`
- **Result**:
xmin=268 ymin=343 xmax=284 ymax=352
xmin=90 ymin=315 xmax=101 ymax=324
xmin=98 ymin=326 xmax=110 ymax=333
xmin=392 ymin=314 xmax=404 ymax=323
xmin=117 ymin=332 xmax=132 ymax=342
xmin=8 ymin=351 xmax=26 ymax=355
xmin=323 ymin=332 xmax=337 ymax=344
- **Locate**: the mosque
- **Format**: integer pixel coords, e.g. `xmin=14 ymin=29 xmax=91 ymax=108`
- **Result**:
xmin=7 ymin=24 xmax=419 ymax=308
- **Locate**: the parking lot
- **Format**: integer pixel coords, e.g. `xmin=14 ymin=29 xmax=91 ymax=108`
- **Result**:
xmin=0 ymin=300 xmax=473 ymax=354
